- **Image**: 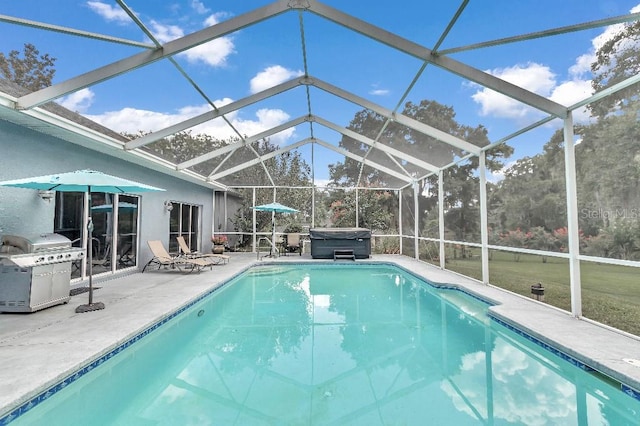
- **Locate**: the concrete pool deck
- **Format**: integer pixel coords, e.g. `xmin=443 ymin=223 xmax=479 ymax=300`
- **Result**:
xmin=1 ymin=253 xmax=640 ymax=419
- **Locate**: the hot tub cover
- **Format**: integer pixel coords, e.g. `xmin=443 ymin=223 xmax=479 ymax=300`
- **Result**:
xmin=309 ymin=228 xmax=371 ymax=240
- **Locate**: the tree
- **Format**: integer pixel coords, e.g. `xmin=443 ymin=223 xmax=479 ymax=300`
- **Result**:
xmin=492 ymin=129 xmax=568 ymax=235
xmin=575 ymin=100 xmax=640 ymax=233
xmin=0 ymin=43 xmax=56 ymax=90
xmin=229 ymin=140 xmax=313 ymax=246
xmin=590 ymin=21 xmax=640 ymax=118
xmin=498 ymin=228 xmax=527 ymax=261
xmin=325 ymin=186 xmax=398 ymax=232
xmin=125 ymin=131 xmax=313 ymax=248
xmin=126 ymin=130 xmax=232 ymax=176
xmin=328 ymin=100 xmax=513 ymax=246
xmin=527 ymin=226 xmax=558 ymax=262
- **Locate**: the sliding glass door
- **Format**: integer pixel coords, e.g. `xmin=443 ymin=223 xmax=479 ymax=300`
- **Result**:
xmin=168 ymin=202 xmax=201 ymax=254
xmin=54 ymin=192 xmax=140 ymax=280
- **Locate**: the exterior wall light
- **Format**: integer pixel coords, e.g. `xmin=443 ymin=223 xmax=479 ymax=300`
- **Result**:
xmin=38 ymin=190 xmax=55 ymax=202
xmin=164 ymin=201 xmax=173 ymax=212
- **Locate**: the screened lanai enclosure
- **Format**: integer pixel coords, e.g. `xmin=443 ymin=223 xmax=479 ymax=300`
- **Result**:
xmin=1 ymin=1 xmax=640 ymax=334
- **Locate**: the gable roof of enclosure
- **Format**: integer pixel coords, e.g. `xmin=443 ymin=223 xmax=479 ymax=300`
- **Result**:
xmin=0 ymin=0 xmax=639 ymax=190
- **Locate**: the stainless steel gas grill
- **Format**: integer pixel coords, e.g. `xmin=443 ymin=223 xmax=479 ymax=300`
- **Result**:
xmin=0 ymin=233 xmax=85 ymax=313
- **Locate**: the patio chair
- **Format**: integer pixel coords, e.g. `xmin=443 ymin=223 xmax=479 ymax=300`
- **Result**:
xmin=285 ymin=233 xmax=302 ymax=256
xmin=117 ymin=242 xmax=135 ymax=267
xmin=142 ymin=240 xmax=210 ymax=273
xmin=176 ymin=235 xmax=230 ymax=264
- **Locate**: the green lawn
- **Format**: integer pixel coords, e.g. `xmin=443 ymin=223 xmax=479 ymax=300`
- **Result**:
xmin=438 ymin=251 xmax=640 ymax=336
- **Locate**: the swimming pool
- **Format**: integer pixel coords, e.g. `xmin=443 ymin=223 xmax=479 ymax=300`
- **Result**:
xmin=4 ymin=263 xmax=640 ymax=424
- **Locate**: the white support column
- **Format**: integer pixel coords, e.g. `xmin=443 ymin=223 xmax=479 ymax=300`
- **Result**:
xmin=355 ymin=188 xmax=359 ymax=227
xmin=564 ymin=113 xmax=582 ymax=317
xmin=479 ymin=152 xmax=489 ymax=285
xmin=223 ymin=191 xmax=228 ymax=232
xmin=439 ymin=171 xmax=445 ymax=269
xmin=272 ymin=187 xmax=277 ymax=243
xmin=413 ymin=181 xmax=419 ymax=259
xmin=398 ymin=189 xmax=403 ymax=253
xmin=311 ymin=142 xmax=316 ymax=229
xmin=311 ymin=185 xmax=316 ymax=229
xmin=252 ymin=188 xmax=257 ymax=252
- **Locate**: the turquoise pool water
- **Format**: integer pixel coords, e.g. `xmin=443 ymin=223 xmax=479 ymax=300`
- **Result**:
xmin=5 ymin=263 xmax=640 ymax=425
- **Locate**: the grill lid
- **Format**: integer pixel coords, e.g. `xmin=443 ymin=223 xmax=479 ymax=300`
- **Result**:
xmin=1 ymin=233 xmax=72 ymax=254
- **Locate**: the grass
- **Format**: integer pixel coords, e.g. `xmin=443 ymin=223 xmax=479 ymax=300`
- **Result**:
xmin=438 ymin=251 xmax=640 ymax=336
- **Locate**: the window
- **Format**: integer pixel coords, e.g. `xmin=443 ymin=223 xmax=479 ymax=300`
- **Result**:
xmin=168 ymin=202 xmax=201 ymax=253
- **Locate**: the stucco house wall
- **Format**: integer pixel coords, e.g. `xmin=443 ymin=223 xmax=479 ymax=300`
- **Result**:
xmin=0 ymin=119 xmax=215 ymax=271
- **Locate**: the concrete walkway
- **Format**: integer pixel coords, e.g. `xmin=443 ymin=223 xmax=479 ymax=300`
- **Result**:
xmin=2 ymin=253 xmax=640 ymax=419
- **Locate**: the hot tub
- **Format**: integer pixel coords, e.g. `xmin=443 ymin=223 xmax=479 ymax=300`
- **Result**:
xmin=309 ymin=227 xmax=371 ymax=259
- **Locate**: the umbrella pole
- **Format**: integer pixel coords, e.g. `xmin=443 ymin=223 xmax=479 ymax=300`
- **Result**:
xmin=76 ymin=187 xmax=105 ymax=313
xmin=272 ymin=212 xmax=277 ymax=257
xmin=88 ymin=217 xmax=94 ymax=304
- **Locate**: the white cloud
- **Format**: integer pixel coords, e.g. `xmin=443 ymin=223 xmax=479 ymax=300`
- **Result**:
xmin=149 ymin=19 xmax=235 ymax=67
xmin=204 ymin=12 xmax=230 ymax=27
xmin=549 ymin=79 xmax=593 ymax=122
xmin=471 ymin=63 xmax=556 ymax=120
xmin=224 ymin=108 xmax=295 ymax=144
xmin=86 ymin=1 xmax=131 ymax=24
xmin=369 ymin=83 xmax=390 ymax=96
xmin=369 ymin=88 xmax=390 ymax=96
xmin=470 ymin=62 xmax=592 ymax=124
xmin=86 ymin=107 xmax=186 ymax=134
xmin=442 ymin=340 xmax=579 ymax=425
xmin=472 ymin=4 xmax=640 ymax=126
xmin=191 ymin=0 xmax=210 ymax=15
xmin=58 ymin=88 xmax=95 ymax=113
xmin=85 ymin=101 xmax=294 ymax=145
xmin=149 ymin=20 xmax=185 ymax=43
xmin=250 ymin=65 xmax=304 ymax=94
xmin=182 ymin=38 xmax=235 ymax=67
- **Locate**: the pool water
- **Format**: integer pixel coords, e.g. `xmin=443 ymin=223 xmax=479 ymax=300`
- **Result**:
xmin=8 ymin=264 xmax=640 ymax=425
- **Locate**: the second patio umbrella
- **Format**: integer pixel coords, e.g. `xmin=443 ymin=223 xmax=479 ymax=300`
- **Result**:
xmin=253 ymin=202 xmax=299 ymax=255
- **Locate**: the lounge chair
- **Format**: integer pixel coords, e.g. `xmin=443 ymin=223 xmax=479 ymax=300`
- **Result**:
xmin=176 ymin=235 xmax=230 ymax=264
xmin=142 ymin=240 xmax=210 ymax=273
xmin=285 ymin=233 xmax=302 ymax=256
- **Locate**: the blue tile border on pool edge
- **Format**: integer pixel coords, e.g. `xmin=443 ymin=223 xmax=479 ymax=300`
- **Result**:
xmin=490 ymin=303 xmax=640 ymax=403
xmin=362 ymin=261 xmax=640 ymax=404
xmin=0 ymin=269 xmax=245 ymax=426
xmin=3 ymin=261 xmax=640 ymax=424
xmin=490 ymin=316 xmax=595 ymax=372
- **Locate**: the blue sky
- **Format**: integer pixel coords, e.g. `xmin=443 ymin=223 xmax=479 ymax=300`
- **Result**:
xmin=1 ymin=0 xmax=639 ymax=185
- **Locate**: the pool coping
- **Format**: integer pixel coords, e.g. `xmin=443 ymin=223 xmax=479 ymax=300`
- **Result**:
xmin=1 ymin=253 xmax=640 ymax=422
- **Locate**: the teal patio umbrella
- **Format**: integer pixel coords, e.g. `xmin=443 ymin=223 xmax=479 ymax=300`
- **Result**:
xmin=253 ymin=202 xmax=299 ymax=254
xmin=0 ymin=170 xmax=164 ymax=313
